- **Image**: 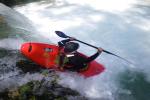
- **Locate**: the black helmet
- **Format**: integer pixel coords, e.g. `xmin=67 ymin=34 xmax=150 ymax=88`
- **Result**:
xmin=64 ymin=42 xmax=79 ymax=54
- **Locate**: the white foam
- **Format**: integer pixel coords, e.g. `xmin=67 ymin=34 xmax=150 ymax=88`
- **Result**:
xmin=11 ymin=0 xmax=150 ymax=99
xmin=0 ymin=38 xmax=25 ymax=50
xmin=0 ymin=72 xmax=44 ymax=92
xmin=61 ymin=0 xmax=138 ymax=12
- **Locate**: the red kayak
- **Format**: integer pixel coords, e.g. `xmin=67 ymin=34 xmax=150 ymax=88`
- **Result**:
xmin=21 ymin=43 xmax=105 ymax=77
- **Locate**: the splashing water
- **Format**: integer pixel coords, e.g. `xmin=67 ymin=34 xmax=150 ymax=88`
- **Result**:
xmin=0 ymin=0 xmax=150 ymax=99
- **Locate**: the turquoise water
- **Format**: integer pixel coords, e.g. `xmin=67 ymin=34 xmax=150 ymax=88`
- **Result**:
xmin=1 ymin=0 xmax=150 ymax=100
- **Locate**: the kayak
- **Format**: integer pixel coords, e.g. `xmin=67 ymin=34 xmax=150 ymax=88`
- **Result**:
xmin=21 ymin=43 xmax=105 ymax=77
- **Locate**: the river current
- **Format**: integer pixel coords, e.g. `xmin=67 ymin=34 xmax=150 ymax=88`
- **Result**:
xmin=0 ymin=0 xmax=150 ymax=100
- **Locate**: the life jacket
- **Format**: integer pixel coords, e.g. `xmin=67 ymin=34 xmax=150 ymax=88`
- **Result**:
xmin=59 ymin=47 xmax=78 ymax=68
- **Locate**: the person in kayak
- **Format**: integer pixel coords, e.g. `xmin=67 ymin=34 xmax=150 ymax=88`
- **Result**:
xmin=58 ymin=37 xmax=103 ymax=72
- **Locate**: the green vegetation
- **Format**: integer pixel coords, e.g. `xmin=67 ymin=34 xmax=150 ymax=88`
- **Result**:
xmin=43 ymin=53 xmax=50 ymax=57
xmin=41 ymin=50 xmax=61 ymax=89
xmin=42 ymin=70 xmax=49 ymax=76
xmin=63 ymin=57 xmax=69 ymax=65
xmin=0 ymin=81 xmax=67 ymax=100
xmin=0 ymin=40 xmax=82 ymax=100
xmin=54 ymin=55 xmax=60 ymax=68
xmin=54 ymin=55 xmax=60 ymax=64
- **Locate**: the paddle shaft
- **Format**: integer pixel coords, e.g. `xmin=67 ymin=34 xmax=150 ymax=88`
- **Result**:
xmin=74 ymin=38 xmax=110 ymax=53
xmin=55 ymin=31 xmax=132 ymax=64
xmin=74 ymin=38 xmax=132 ymax=64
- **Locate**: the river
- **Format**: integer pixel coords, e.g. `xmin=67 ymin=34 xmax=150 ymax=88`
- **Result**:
xmin=0 ymin=0 xmax=150 ymax=100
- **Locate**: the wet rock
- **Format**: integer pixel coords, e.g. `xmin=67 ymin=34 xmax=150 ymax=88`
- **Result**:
xmin=16 ymin=60 xmax=46 ymax=74
xmin=0 ymin=81 xmax=66 ymax=100
xmin=0 ymin=89 xmax=11 ymax=100
xmin=46 ymin=83 xmax=80 ymax=97
xmin=0 ymin=80 xmax=88 ymax=100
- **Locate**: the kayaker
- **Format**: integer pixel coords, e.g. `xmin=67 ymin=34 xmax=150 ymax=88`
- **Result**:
xmin=58 ymin=37 xmax=103 ymax=72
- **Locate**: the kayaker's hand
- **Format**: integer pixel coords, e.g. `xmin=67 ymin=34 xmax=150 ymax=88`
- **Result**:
xmin=70 ymin=37 xmax=75 ymax=41
xmin=98 ymin=47 xmax=103 ymax=54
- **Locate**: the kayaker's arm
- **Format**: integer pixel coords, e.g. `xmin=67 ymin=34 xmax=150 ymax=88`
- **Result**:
xmin=58 ymin=37 xmax=75 ymax=47
xmin=84 ymin=52 xmax=100 ymax=63
xmin=58 ymin=39 xmax=70 ymax=47
xmin=84 ymin=47 xmax=103 ymax=63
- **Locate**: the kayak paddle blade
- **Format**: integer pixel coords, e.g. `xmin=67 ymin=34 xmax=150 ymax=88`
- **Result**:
xmin=55 ymin=31 xmax=69 ymax=38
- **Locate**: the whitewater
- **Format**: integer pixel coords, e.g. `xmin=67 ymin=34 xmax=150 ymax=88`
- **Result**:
xmin=0 ymin=0 xmax=150 ymax=100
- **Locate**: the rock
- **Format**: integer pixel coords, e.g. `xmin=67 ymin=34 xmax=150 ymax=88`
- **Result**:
xmin=0 ymin=89 xmax=11 ymax=100
xmin=0 ymin=81 xmax=68 ymax=100
xmin=16 ymin=60 xmax=46 ymax=74
xmin=0 ymin=79 xmax=88 ymax=100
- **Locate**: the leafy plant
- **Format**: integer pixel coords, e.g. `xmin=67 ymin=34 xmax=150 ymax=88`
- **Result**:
xmin=63 ymin=57 xmax=69 ymax=63
xmin=47 ymin=66 xmax=50 ymax=68
xmin=59 ymin=56 xmax=69 ymax=70
xmin=51 ymin=74 xmax=60 ymax=86
xmin=60 ymin=67 xmax=63 ymax=70
xmin=39 ymin=50 xmax=62 ymax=91
xmin=43 ymin=53 xmax=50 ymax=57
xmin=54 ymin=55 xmax=60 ymax=64
xmin=42 ymin=70 xmax=49 ymax=76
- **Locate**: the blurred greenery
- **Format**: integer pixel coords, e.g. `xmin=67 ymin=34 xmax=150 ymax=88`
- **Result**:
xmin=0 ymin=0 xmax=43 ymax=7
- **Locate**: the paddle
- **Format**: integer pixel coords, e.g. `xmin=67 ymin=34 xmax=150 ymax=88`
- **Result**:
xmin=55 ymin=31 xmax=132 ymax=64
